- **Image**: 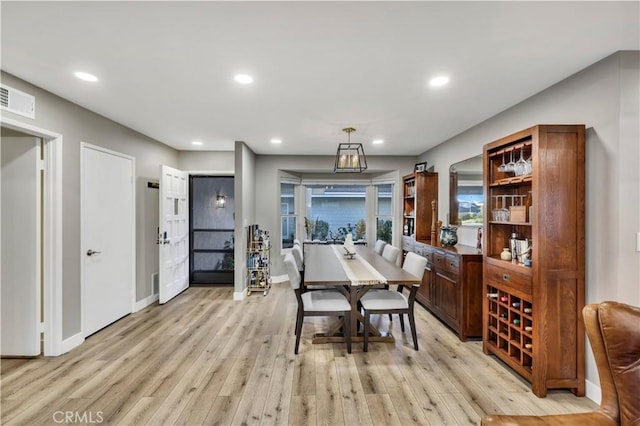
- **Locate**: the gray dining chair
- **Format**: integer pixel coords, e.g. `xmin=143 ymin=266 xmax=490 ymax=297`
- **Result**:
xmin=360 ymin=251 xmax=427 ymax=351
xmin=382 ymin=244 xmax=401 ymax=265
xmin=373 ymin=239 xmax=387 ymax=255
xmin=283 ymin=253 xmax=352 ymax=354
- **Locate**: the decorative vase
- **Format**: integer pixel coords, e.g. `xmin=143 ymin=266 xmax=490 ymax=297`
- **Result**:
xmin=500 ymin=248 xmax=512 ymax=261
xmin=439 ymin=226 xmax=458 ymax=247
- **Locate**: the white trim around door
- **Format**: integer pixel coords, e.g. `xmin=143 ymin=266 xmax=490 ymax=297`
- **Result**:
xmin=0 ymin=117 xmax=64 ymax=356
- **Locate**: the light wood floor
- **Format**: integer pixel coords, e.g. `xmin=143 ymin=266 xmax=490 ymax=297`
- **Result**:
xmin=1 ymin=284 xmax=597 ymax=425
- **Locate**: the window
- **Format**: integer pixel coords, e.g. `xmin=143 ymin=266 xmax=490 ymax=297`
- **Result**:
xmin=375 ymin=183 xmax=393 ymax=243
xmin=304 ymin=185 xmax=366 ymax=241
xmin=280 ymin=182 xmax=296 ymax=249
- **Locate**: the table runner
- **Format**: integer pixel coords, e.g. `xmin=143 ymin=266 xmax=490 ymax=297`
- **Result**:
xmin=330 ymin=244 xmax=387 ymax=286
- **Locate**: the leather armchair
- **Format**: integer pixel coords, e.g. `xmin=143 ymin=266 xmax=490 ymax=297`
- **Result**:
xmin=481 ymin=301 xmax=640 ymax=426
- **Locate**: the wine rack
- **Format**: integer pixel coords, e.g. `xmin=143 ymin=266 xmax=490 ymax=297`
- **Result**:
xmin=482 ymin=125 xmax=585 ymax=397
xmin=485 ymin=285 xmax=534 ymax=378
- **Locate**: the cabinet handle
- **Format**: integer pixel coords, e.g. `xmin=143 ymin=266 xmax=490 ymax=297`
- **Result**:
xmin=503 ymin=274 xmax=510 ymax=281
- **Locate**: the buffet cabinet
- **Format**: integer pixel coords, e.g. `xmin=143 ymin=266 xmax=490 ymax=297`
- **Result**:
xmin=414 ymin=242 xmax=483 ymax=341
xmin=482 ymin=124 xmax=585 ymax=397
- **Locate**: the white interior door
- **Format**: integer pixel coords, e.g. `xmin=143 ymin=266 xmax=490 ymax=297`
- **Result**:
xmin=81 ymin=144 xmax=135 ymax=337
xmin=159 ymin=165 xmax=189 ymax=304
xmin=1 ymin=132 xmax=41 ymax=356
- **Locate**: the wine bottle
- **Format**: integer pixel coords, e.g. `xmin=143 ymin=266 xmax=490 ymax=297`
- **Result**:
xmin=524 ymin=326 xmax=533 ymax=332
xmin=513 ymin=318 xmax=520 ymax=325
xmin=487 ymin=293 xmax=498 ymax=298
xmin=523 ymin=307 xmax=532 ymax=314
xmin=524 ymin=343 xmax=532 ymax=349
xmin=500 ymin=296 xmax=508 ymax=302
xmin=512 ymin=302 xmax=521 ymax=308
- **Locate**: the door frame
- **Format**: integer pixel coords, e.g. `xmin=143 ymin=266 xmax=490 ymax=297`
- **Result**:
xmin=1 ymin=117 xmax=63 ymax=356
xmin=80 ymin=142 xmax=136 ymax=336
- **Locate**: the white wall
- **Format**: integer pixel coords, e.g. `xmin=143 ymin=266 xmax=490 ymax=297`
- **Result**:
xmin=178 ymin=150 xmax=234 ymax=173
xmin=234 ymin=142 xmax=256 ymax=297
xmin=1 ymin=72 xmax=179 ymax=339
xmin=417 ymin=51 xmax=640 ymax=397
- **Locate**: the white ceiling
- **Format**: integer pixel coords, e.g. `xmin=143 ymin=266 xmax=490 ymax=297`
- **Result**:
xmin=2 ymin=2 xmax=638 ymax=156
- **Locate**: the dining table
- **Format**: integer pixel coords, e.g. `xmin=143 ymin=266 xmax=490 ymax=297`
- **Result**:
xmin=303 ymin=243 xmax=422 ymax=344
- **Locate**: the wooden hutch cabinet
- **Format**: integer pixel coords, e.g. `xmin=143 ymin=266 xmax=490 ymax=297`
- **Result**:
xmin=402 ymin=171 xmax=438 ymax=242
xmin=482 ymin=124 xmax=585 ymax=397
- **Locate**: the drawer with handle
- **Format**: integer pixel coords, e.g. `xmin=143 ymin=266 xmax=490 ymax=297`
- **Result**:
xmin=485 ymin=264 xmax=532 ymax=296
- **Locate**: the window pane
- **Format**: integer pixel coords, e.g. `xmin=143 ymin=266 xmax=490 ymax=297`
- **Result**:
xmin=375 ymin=183 xmax=393 ymax=243
xmin=306 ymin=185 xmax=366 ymax=241
xmin=376 ymin=218 xmax=393 ymax=244
xmin=281 ymin=216 xmax=296 ymax=249
xmin=280 ymin=183 xmax=295 ymax=215
xmin=376 ymin=183 xmax=393 ymax=215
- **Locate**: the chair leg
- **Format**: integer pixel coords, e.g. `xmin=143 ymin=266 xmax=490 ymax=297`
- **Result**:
xmin=399 ymin=313 xmax=405 ymax=332
xmin=363 ymin=311 xmax=370 ymax=352
xmin=408 ymin=309 xmax=418 ymax=350
xmin=344 ymin=312 xmax=352 ymax=354
xmin=388 ymin=313 xmax=393 ymax=322
xmin=295 ymin=308 xmax=303 ymax=354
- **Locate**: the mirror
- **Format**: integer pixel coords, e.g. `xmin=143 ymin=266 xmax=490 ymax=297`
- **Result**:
xmin=449 ymin=155 xmax=483 ymax=226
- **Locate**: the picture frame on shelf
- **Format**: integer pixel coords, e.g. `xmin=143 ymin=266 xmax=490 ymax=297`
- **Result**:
xmin=415 ymin=161 xmax=427 ymax=172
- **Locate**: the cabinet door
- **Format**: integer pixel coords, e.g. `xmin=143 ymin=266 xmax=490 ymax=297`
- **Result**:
xmin=417 ymin=265 xmax=434 ymax=306
xmin=436 ymin=272 xmax=459 ymax=324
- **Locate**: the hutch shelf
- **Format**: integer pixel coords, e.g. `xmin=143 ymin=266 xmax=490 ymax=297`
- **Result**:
xmin=482 ymin=124 xmax=585 ymax=397
xmin=402 ymin=171 xmax=438 ymax=243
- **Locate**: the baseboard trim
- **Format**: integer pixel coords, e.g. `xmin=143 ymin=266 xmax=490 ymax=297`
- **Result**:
xmin=585 ymin=379 xmax=601 ymax=404
xmin=270 ymin=274 xmax=287 ymax=284
xmin=134 ymin=293 xmax=159 ymax=312
xmin=61 ymin=332 xmax=84 ymax=354
xmin=233 ymin=290 xmax=246 ymax=301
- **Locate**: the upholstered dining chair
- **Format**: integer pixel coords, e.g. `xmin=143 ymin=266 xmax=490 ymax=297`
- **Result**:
xmin=283 ymin=253 xmax=352 ymax=354
xmin=381 ymin=244 xmax=401 ymax=265
xmin=373 ymin=239 xmax=387 ymax=255
xmin=291 ymin=244 xmax=304 ymax=277
xmin=293 ymin=239 xmax=301 ymax=246
xmin=360 ymin=251 xmax=427 ymax=351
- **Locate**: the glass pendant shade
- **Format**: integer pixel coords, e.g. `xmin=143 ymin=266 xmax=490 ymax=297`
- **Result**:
xmin=334 ymin=127 xmax=367 ymax=173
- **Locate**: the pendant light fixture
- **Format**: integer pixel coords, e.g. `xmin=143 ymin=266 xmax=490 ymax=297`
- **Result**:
xmin=334 ymin=127 xmax=367 ymax=173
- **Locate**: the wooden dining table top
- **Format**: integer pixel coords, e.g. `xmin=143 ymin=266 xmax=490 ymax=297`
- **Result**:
xmin=303 ymin=243 xmax=422 ymax=286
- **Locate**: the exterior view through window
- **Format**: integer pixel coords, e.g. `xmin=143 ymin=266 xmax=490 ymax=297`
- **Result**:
xmin=304 ymin=185 xmax=366 ymax=242
xmin=280 ymin=182 xmax=296 ymax=249
xmin=375 ymin=183 xmax=393 ymax=243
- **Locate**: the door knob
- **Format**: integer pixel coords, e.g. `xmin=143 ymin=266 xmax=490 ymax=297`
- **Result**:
xmin=86 ymin=249 xmax=102 ymax=256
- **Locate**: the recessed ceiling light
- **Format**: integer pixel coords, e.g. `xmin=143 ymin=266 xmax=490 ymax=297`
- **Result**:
xmin=271 ymin=139 xmax=282 ymax=144
xmin=234 ymin=74 xmax=253 ymax=84
xmin=372 ymin=139 xmax=384 ymax=145
xmin=74 ymin=71 xmax=98 ymax=82
xmin=429 ymin=75 xmax=450 ymax=87
xmin=191 ymin=141 xmax=203 ymax=146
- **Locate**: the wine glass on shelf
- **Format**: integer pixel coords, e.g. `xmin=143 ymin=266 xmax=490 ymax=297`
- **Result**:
xmin=524 ymin=149 xmax=533 ymax=175
xmin=515 ymin=145 xmax=527 ymax=176
xmin=505 ymin=149 xmax=516 ymax=174
xmin=501 ymin=195 xmax=511 ymax=222
xmin=492 ymin=195 xmax=500 ymax=221
xmin=498 ymin=152 xmax=508 ymax=173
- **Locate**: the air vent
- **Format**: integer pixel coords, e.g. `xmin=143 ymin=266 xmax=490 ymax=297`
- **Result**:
xmin=0 ymin=84 xmax=35 ymax=119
